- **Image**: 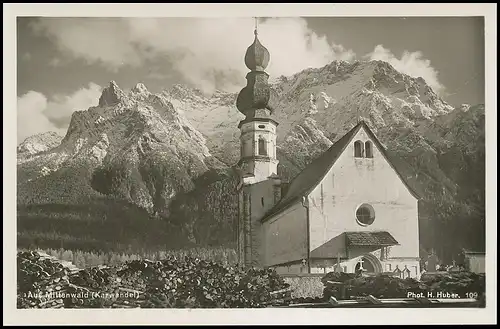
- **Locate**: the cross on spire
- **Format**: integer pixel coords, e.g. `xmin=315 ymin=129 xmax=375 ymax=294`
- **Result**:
xmin=254 ymin=17 xmax=259 ymax=36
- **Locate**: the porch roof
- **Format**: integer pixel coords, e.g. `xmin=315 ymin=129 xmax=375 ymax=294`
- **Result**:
xmin=345 ymin=231 xmax=399 ymax=247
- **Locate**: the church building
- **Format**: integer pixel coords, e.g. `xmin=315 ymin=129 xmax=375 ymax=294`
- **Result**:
xmin=236 ymin=27 xmax=421 ymax=279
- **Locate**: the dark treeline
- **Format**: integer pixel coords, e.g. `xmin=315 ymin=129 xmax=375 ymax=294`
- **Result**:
xmin=17 ymin=200 xmax=190 ymax=254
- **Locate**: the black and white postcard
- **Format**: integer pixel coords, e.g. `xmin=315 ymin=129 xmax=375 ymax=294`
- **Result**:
xmin=3 ymin=3 xmax=497 ymax=326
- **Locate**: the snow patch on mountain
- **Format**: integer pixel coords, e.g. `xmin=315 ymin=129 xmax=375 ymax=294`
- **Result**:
xmin=17 ymin=132 xmax=63 ymax=157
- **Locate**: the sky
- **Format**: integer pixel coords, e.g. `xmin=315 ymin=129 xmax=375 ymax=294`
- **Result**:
xmin=16 ymin=16 xmax=485 ymax=143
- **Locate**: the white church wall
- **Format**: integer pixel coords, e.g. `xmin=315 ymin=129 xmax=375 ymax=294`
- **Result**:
xmin=308 ymin=126 xmax=420 ymax=263
xmin=246 ymin=179 xmax=279 ymax=266
xmin=262 ymin=201 xmax=308 ymax=267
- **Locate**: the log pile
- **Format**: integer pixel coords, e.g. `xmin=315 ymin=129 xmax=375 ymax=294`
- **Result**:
xmin=19 ymin=251 xmax=485 ymax=309
xmin=419 ymin=271 xmax=486 ymax=298
xmin=17 ymin=251 xmax=291 ymax=309
xmin=17 ymin=251 xmax=78 ymax=309
xmin=321 ymin=271 xmax=486 ymax=301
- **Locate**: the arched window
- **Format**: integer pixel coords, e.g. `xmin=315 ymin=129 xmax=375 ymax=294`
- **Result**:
xmin=354 ymin=140 xmax=364 ymax=158
xmin=258 ymin=137 xmax=267 ymax=156
xmin=365 ymin=141 xmax=373 ymax=158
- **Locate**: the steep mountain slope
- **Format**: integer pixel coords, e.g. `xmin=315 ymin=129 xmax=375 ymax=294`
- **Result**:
xmin=17 ymin=60 xmax=485 ymax=260
xmin=17 ymin=81 xmax=226 ymax=216
xmin=161 ymin=85 xmax=243 ymax=165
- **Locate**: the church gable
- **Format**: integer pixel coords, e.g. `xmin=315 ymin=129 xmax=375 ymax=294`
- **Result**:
xmin=261 ymin=121 xmax=418 ymax=223
xmin=309 ymin=122 xmax=419 ymax=204
xmin=340 ymin=123 xmax=420 ymax=201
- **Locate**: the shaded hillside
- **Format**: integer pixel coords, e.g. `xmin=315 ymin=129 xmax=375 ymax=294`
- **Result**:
xmin=168 ymin=168 xmax=240 ymax=246
xmin=17 ymin=198 xmax=190 ymax=253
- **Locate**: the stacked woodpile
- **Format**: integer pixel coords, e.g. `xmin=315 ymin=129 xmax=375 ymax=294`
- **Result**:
xmin=17 ymin=251 xmax=79 ymax=308
xmin=19 ymin=251 xmax=485 ymax=309
xmin=321 ymin=271 xmax=486 ymax=301
xmin=419 ymin=271 xmax=486 ymax=297
xmin=17 ymin=251 xmax=291 ymax=308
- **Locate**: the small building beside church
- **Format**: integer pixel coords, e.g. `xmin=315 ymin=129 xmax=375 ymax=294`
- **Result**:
xmin=462 ymin=250 xmax=485 ymax=274
xmin=235 ymin=27 xmax=421 ymax=279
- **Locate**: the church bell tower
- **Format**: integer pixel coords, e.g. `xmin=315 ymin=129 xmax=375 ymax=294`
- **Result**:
xmin=236 ymin=21 xmax=281 ymax=268
xmin=236 ymin=24 xmax=279 ymax=184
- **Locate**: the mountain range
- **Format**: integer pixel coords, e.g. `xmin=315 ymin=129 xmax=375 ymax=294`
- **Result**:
xmin=17 ymin=60 xmax=485 ymax=261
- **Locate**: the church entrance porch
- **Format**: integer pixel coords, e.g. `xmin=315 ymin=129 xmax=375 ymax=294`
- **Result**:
xmin=308 ymin=252 xmax=385 ymax=275
xmin=298 ymin=231 xmax=420 ymax=278
xmin=308 ymin=231 xmax=415 ymax=276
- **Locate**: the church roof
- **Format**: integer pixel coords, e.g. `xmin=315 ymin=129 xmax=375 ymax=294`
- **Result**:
xmin=261 ymin=120 xmax=420 ymax=223
xmin=310 ymin=231 xmax=399 ymax=258
xmin=345 ymin=231 xmax=399 ymax=247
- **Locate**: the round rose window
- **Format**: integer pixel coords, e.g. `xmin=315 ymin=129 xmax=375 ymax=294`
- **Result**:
xmin=356 ymin=204 xmax=375 ymax=226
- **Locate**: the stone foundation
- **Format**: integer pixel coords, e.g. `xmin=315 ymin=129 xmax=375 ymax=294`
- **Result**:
xmin=282 ymin=274 xmax=324 ymax=299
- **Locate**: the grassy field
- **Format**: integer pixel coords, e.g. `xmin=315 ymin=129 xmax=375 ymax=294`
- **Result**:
xmin=18 ymin=247 xmax=239 ymax=268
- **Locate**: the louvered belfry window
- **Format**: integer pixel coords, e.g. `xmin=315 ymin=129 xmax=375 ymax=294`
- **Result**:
xmin=365 ymin=141 xmax=373 ymax=158
xmin=354 ymin=140 xmax=363 ymax=158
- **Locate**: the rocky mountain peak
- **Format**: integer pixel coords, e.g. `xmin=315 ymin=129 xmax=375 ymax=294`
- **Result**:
xmin=166 ymin=84 xmax=202 ymax=99
xmin=98 ymin=80 xmax=125 ymax=107
xmin=131 ymin=82 xmax=149 ymax=95
xmin=18 ymin=78 xmax=224 ymax=212
xmin=56 ymin=80 xmax=219 ymax=167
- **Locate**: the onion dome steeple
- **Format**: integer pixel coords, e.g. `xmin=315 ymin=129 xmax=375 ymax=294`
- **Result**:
xmin=244 ymin=28 xmax=270 ymax=72
xmin=236 ymin=19 xmax=276 ymax=123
